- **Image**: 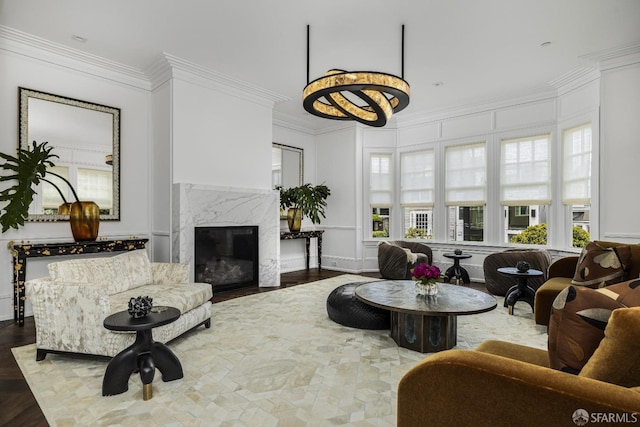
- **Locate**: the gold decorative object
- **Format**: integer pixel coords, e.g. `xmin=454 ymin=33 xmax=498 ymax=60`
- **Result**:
xmin=70 ymin=201 xmax=100 ymax=241
xmin=287 ymin=208 xmax=302 ymax=232
xmin=302 ymin=25 xmax=410 ymax=127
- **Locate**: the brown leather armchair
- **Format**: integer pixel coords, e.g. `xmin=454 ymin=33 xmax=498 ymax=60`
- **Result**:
xmin=534 ymin=241 xmax=640 ymax=326
xmin=483 ymin=249 xmax=552 ymax=296
xmin=377 ymin=240 xmax=432 ymax=280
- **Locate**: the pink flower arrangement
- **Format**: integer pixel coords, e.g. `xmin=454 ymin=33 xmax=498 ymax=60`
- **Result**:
xmin=411 ymin=263 xmax=441 ymax=285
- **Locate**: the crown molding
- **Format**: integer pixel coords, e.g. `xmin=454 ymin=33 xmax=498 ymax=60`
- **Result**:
xmin=0 ymin=25 xmax=150 ymax=90
xmin=272 ymin=111 xmax=317 ymax=134
xmin=145 ymin=53 xmax=289 ymax=108
xmin=548 ymin=66 xmax=601 ymax=96
xmin=580 ymin=41 xmax=640 ymax=71
xmin=396 ymin=86 xmax=557 ymax=128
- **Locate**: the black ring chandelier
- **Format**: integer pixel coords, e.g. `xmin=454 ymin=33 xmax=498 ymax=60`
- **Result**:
xmin=302 ymin=25 xmax=410 ymax=127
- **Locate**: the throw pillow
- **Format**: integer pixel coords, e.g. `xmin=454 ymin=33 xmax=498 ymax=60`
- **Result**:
xmin=548 ymin=285 xmax=624 ymax=374
xmin=607 ymin=278 xmax=640 ymax=307
xmin=579 ymin=307 xmax=640 ymax=387
xmin=571 ymin=241 xmax=631 ymax=288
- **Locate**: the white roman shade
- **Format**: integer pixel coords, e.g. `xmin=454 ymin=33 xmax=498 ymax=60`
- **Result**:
xmin=78 ymin=168 xmax=113 ymax=211
xmin=369 ymin=153 xmax=393 ymax=207
xmin=445 ymin=142 xmax=486 ymax=206
xmin=401 ymin=149 xmax=434 ymax=207
xmin=500 ymin=134 xmax=551 ymax=205
xmin=562 ymin=124 xmax=592 ymax=205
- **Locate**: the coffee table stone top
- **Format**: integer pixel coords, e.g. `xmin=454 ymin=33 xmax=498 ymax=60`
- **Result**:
xmin=355 ymin=280 xmax=497 ymax=316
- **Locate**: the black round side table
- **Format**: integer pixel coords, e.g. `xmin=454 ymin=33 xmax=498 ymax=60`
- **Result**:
xmin=497 ymin=267 xmax=544 ymax=315
xmin=102 ymin=306 xmax=183 ymax=400
xmin=443 ymin=252 xmax=472 ymax=285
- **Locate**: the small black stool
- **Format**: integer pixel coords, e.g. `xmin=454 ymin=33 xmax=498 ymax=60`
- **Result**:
xmin=326 ymin=282 xmax=390 ymax=330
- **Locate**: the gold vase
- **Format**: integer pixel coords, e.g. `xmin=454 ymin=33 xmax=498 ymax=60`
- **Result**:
xmin=287 ymin=208 xmax=302 ymax=232
xmin=58 ymin=202 xmax=73 ymax=215
xmin=70 ymin=201 xmax=100 ymax=241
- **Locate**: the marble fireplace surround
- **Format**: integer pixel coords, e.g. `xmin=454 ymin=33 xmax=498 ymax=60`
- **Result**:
xmin=172 ymin=183 xmax=280 ymax=288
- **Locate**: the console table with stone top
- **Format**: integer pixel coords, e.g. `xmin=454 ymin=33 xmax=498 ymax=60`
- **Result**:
xmin=9 ymin=238 xmax=149 ymax=326
xmin=280 ymin=230 xmax=324 ymax=270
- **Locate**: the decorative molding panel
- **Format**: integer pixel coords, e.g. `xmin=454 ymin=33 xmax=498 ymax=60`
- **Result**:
xmin=146 ymin=53 xmax=289 ymax=108
xmin=0 ymin=25 xmax=150 ymax=90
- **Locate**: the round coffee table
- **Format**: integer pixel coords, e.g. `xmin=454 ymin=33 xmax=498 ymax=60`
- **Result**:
xmin=102 ymin=306 xmax=183 ymax=400
xmin=497 ymin=267 xmax=544 ymax=315
xmin=355 ymin=281 xmax=496 ymax=353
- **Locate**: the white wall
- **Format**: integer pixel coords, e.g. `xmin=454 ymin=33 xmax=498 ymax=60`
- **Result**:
xmin=0 ymin=32 xmax=152 ymax=320
xmin=272 ymin=123 xmax=318 ymax=271
xmin=599 ymin=62 xmax=640 ymax=243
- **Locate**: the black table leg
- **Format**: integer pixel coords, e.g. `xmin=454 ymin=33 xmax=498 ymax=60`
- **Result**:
xmin=102 ymin=329 xmax=183 ymax=397
xmin=504 ymin=278 xmax=536 ymax=315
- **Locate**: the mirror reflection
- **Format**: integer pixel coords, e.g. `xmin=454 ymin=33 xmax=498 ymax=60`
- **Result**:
xmin=19 ymin=87 xmax=120 ymax=221
xmin=272 ymin=143 xmax=303 ymax=189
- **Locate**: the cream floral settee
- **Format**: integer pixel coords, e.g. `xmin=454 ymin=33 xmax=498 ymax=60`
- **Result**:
xmin=25 ymin=249 xmax=213 ymax=360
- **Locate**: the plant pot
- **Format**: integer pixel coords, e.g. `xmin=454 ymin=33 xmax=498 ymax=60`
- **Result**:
xmin=287 ymin=208 xmax=302 ymax=232
xmin=70 ymin=201 xmax=100 ymax=241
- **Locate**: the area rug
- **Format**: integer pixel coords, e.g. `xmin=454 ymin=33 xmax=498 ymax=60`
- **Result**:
xmin=13 ymin=274 xmax=547 ymax=426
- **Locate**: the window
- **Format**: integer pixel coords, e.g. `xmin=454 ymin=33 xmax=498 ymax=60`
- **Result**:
xmin=500 ymin=134 xmax=551 ymax=245
xmin=563 ymin=124 xmax=592 ymax=246
xmin=370 ymin=153 xmax=392 ymax=238
xmin=445 ymin=143 xmax=486 ymax=242
xmin=41 ymin=166 xmax=70 ymax=214
xmin=401 ymin=150 xmax=434 ymax=238
xmin=78 ymin=168 xmax=113 ymax=214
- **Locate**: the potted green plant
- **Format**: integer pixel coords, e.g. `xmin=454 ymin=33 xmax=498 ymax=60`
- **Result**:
xmin=0 ymin=140 xmax=100 ymax=240
xmin=277 ymin=183 xmax=331 ymax=232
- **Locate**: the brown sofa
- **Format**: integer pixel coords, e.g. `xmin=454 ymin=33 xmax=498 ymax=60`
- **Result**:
xmin=534 ymin=241 xmax=640 ymax=326
xmin=398 ymin=308 xmax=640 ymax=426
xmin=377 ymin=240 xmax=432 ymax=280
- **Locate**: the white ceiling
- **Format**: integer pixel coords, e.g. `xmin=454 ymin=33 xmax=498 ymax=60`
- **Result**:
xmin=2 ymin=0 xmax=640 ymax=130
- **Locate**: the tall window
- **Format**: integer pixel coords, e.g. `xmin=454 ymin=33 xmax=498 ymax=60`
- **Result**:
xmin=563 ymin=124 xmax=592 ymax=247
xmin=445 ymin=143 xmax=486 ymax=242
xmin=401 ymin=150 xmax=434 ymax=238
xmin=78 ymin=168 xmax=113 ymax=214
xmin=370 ymin=153 xmax=392 ymax=238
xmin=500 ymin=134 xmax=551 ymax=245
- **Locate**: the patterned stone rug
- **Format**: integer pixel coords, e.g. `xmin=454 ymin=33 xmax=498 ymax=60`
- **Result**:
xmin=13 ymin=274 xmax=547 ymax=426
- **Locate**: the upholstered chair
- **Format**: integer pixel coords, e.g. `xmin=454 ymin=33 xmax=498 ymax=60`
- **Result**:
xmin=482 ymin=249 xmax=552 ymax=296
xmin=377 ymin=241 xmax=433 ymax=280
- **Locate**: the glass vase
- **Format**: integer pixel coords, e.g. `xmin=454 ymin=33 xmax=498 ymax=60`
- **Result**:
xmin=416 ymin=281 xmax=438 ymax=296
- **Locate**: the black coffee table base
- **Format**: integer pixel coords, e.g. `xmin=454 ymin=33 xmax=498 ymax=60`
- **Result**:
xmin=390 ymin=311 xmax=457 ymax=353
xmin=102 ymin=328 xmax=183 ymax=399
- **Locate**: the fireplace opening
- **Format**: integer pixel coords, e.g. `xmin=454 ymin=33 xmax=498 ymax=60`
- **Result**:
xmin=194 ymin=226 xmax=258 ymax=292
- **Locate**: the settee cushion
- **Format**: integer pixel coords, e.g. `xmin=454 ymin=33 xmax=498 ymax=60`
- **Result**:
xmin=48 ymin=250 xmax=152 ymax=295
xmin=579 ymin=307 xmax=640 ymax=387
xmin=110 ymin=281 xmax=213 ymax=315
xmin=548 ymin=285 xmax=624 ymax=373
xmin=571 ymin=241 xmax=631 ymax=288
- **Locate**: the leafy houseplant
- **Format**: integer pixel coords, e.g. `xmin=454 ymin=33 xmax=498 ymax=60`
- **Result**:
xmin=0 ymin=140 xmax=100 ymax=240
xmin=277 ymin=183 xmax=330 ymax=232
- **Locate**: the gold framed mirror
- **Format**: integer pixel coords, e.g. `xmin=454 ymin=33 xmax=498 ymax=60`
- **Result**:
xmin=19 ymin=87 xmax=120 ymax=221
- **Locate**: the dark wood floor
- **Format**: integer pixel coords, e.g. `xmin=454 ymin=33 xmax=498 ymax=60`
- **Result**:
xmin=0 ymin=269 xmax=376 ymax=426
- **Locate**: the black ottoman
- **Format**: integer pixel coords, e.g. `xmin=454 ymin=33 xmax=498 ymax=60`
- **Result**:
xmin=326 ymin=282 xmax=391 ymax=330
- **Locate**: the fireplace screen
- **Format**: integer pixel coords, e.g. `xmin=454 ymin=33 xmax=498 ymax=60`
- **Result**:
xmin=194 ymin=226 xmax=258 ymax=292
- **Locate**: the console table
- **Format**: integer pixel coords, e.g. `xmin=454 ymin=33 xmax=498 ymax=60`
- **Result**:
xmin=280 ymin=230 xmax=324 ymax=270
xmin=10 ymin=238 xmax=149 ymax=326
